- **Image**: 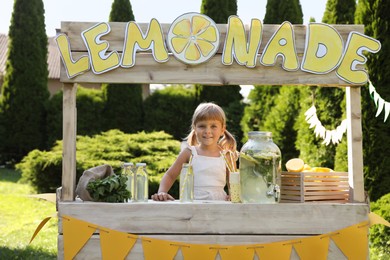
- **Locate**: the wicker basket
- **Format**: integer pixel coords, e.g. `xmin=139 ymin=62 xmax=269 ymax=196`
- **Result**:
xmin=280 ymin=171 xmax=350 ymax=203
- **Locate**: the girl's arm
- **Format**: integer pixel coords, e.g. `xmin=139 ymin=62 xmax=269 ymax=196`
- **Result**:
xmin=151 ymin=148 xmax=192 ymax=201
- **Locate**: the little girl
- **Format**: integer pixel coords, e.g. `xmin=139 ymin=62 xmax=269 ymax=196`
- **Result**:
xmin=151 ymin=102 xmax=237 ymax=201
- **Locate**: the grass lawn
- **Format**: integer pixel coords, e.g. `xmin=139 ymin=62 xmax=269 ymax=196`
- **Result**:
xmin=0 ymin=168 xmax=57 ymax=259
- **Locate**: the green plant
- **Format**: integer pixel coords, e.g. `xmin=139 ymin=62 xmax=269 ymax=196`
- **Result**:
xmin=87 ymin=174 xmax=131 ymax=202
xmin=369 ymin=193 xmax=390 ymax=259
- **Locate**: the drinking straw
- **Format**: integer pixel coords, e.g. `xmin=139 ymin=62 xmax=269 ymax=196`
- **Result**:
xmin=220 ymin=151 xmax=233 ymax=173
xmin=228 ymin=151 xmax=236 ymax=172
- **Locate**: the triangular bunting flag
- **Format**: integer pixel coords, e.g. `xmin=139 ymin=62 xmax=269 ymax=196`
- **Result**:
xmin=294 ymin=235 xmax=329 ymax=260
xmin=181 ymin=243 xmax=219 ymax=260
xmin=141 ymin=237 xmax=179 ymax=260
xmin=369 ymin=212 xmax=390 ymax=227
xmin=62 ymin=215 xmax=96 ymax=260
xmin=255 ymin=241 xmax=292 ymax=260
xmin=331 ymin=221 xmax=369 ymax=260
xmin=29 ymin=216 xmax=52 ymax=244
xmin=218 ymin=245 xmax=255 ymax=260
xmin=100 ymin=228 xmax=138 ymax=260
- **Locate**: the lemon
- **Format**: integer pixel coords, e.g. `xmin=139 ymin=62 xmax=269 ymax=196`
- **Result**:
xmin=310 ymin=167 xmax=334 ymax=172
xmin=167 ymin=13 xmax=220 ymax=65
xmin=285 ymin=158 xmax=305 ymax=172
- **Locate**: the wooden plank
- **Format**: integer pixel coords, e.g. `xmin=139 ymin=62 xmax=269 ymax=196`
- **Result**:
xmin=60 ymin=53 xmax=354 ymax=86
xmin=57 ymin=234 xmax=350 ymax=260
xmin=58 ymin=201 xmax=369 ymax=235
xmin=61 ymin=83 xmax=77 ymax=201
xmin=60 ymin=22 xmax=363 ymax=54
xmin=346 ymin=87 xmax=365 ymax=202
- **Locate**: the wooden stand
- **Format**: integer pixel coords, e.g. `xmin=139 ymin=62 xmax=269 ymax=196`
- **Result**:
xmin=57 ymin=22 xmax=367 ymax=259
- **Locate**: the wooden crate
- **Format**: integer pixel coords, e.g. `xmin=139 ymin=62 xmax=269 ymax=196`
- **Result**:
xmin=280 ymin=171 xmax=350 ymax=203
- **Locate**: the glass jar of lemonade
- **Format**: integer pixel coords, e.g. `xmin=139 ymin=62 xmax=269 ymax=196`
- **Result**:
xmin=239 ymin=131 xmax=281 ymax=203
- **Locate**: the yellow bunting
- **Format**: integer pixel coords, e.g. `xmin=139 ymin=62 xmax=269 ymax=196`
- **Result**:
xmin=141 ymin=237 xmax=180 ymax=260
xmin=62 ymin=215 xmax=96 ymax=260
xmin=260 ymin=21 xmax=299 ymax=71
xmin=369 ymin=212 xmax=390 ymax=227
xmin=99 ymin=228 xmax=138 ymax=260
xmin=121 ymin=19 xmax=169 ymax=67
xmin=81 ymin=22 xmax=120 ymax=74
xmin=55 ymin=34 xmax=90 ymax=78
xmin=254 ymin=241 xmax=292 ymax=260
xmin=181 ymin=243 xmax=219 ymax=260
xmin=218 ymin=245 xmax=255 ymax=260
xmin=222 ymin=16 xmax=262 ymax=68
xmin=331 ymin=221 xmax=369 ymax=260
xmin=337 ymin=32 xmax=381 ymax=84
xmin=294 ymin=236 xmax=329 ymax=260
xmin=29 ymin=216 xmax=52 ymax=245
xmin=301 ymin=23 xmax=343 ymax=74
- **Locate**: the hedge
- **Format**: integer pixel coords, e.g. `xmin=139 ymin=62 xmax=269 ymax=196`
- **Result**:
xmin=16 ymin=130 xmax=181 ymax=198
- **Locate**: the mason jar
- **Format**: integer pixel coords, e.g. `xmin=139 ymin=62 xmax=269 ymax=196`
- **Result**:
xmin=239 ymin=131 xmax=281 ymax=203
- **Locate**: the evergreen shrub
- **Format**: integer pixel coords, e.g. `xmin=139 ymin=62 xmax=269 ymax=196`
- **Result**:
xmin=46 ymin=85 xmax=106 ymax=147
xmin=17 ymin=130 xmax=180 ymax=197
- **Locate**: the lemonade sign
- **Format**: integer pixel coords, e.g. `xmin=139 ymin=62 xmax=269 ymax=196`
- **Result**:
xmin=56 ymin=12 xmax=381 ymax=84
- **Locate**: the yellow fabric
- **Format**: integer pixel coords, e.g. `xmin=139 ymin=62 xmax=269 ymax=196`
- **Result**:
xmin=141 ymin=237 xmax=179 ymax=260
xmin=331 ymin=221 xmax=369 ymax=260
xmin=99 ymin=228 xmax=137 ymax=260
xmin=218 ymin=245 xmax=255 ymax=260
xmin=62 ymin=215 xmax=96 ymax=260
xmin=255 ymin=241 xmax=292 ymax=260
xmin=369 ymin=212 xmax=390 ymax=227
xmin=181 ymin=243 xmax=219 ymax=260
xmin=294 ymin=236 xmax=329 ymax=260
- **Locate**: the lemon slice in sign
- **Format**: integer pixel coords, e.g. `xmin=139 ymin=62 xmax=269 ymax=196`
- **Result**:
xmin=167 ymin=12 xmax=220 ymax=65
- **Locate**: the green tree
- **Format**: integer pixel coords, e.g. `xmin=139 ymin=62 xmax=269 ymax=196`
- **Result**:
xmin=323 ymin=0 xmax=356 ymax=24
xmin=199 ymin=0 xmax=244 ymax=145
xmin=243 ymin=0 xmax=303 ymax=162
xmin=356 ymin=0 xmax=390 ymax=201
xmin=143 ymin=86 xmax=197 ymax=140
xmin=102 ymin=0 xmax=144 ymax=133
xmin=295 ymin=87 xmax=340 ymax=168
xmin=321 ymin=0 xmax=356 ymax=171
xmin=0 ymin=0 xmax=49 ymax=163
xmin=241 ymin=86 xmax=279 ymax=143
xmin=264 ymin=0 xmax=303 ymax=24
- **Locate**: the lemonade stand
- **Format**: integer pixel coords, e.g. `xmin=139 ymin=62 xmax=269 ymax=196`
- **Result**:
xmin=56 ymin=13 xmax=380 ymax=259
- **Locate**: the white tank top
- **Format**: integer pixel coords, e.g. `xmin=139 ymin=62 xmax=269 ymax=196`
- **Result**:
xmin=189 ymin=146 xmax=227 ymax=200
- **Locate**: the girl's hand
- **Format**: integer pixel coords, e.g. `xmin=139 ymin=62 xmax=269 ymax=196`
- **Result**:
xmin=151 ymin=192 xmax=175 ymax=201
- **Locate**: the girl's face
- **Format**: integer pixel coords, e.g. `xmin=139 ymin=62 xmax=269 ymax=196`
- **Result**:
xmin=194 ymin=119 xmax=225 ymax=147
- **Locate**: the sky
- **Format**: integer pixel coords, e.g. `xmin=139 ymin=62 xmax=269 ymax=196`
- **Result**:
xmin=0 ymin=0 xmax=328 ymax=36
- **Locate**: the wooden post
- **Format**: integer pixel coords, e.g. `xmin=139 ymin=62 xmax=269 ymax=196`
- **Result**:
xmin=346 ymin=86 xmax=365 ymax=202
xmin=61 ymin=83 xmax=77 ymax=201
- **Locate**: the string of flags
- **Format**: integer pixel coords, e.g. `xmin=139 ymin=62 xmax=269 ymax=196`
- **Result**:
xmin=304 ymin=105 xmax=347 ymax=145
xmin=369 ymin=81 xmax=390 ymax=122
xmin=29 ymin=212 xmax=390 ymax=260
